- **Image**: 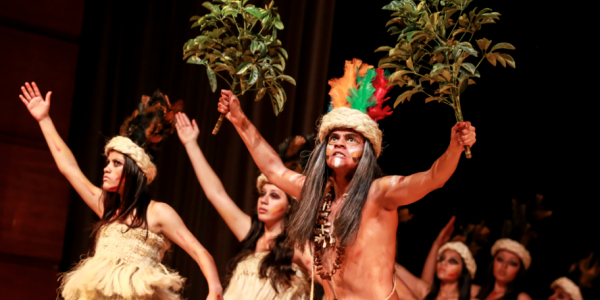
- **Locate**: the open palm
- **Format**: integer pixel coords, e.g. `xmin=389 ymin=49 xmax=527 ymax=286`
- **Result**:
xmin=175 ymin=112 xmax=200 ymax=146
xmin=19 ymin=82 xmax=51 ymax=122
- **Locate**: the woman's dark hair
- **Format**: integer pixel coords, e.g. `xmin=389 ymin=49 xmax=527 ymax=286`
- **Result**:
xmin=476 ymin=253 xmax=528 ymax=300
xmin=88 ymin=152 xmax=152 ymax=255
xmin=424 ymin=254 xmax=472 ymax=300
xmin=224 ymin=198 xmax=297 ymax=293
xmin=286 ymin=137 xmax=383 ymax=250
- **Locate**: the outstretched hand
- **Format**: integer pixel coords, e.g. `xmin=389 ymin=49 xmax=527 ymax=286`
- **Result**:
xmin=19 ymin=82 xmax=52 ymax=122
xmin=450 ymin=122 xmax=476 ymax=152
xmin=175 ymin=112 xmax=200 ymax=146
xmin=217 ymin=90 xmax=244 ymax=124
xmin=435 ymin=216 xmax=456 ymax=246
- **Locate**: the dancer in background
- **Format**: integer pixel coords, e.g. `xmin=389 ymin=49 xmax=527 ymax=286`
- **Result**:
xmin=18 ymin=82 xmax=222 ymax=300
xmin=476 ymin=239 xmax=532 ymax=300
xmin=175 ymin=112 xmax=309 ymax=299
xmin=549 ymin=277 xmax=583 ymax=300
xmin=395 ymin=217 xmax=479 ymax=300
xmin=217 ymin=58 xmax=477 ymax=300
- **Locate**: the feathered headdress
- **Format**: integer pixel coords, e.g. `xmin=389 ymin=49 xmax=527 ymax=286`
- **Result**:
xmin=319 ymin=58 xmax=395 ymax=157
xmin=105 ymin=90 xmax=183 ymax=184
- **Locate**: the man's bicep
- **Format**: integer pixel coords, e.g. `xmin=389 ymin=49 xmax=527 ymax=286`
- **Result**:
xmin=379 ymin=172 xmax=436 ymax=208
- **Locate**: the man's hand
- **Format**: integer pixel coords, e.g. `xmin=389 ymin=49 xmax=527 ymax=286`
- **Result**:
xmin=217 ymin=89 xmax=245 ymax=125
xmin=175 ymin=112 xmax=200 ymax=146
xmin=450 ymin=122 xmax=476 ymax=152
xmin=19 ymin=82 xmax=52 ymax=122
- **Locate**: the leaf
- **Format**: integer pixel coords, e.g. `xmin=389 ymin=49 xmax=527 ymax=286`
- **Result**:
xmin=476 ymin=38 xmax=492 ymax=51
xmin=186 ymin=56 xmax=204 ymax=65
xmin=236 ymin=61 xmax=253 ymax=74
xmin=459 ymin=78 xmax=468 ymax=95
xmin=458 ymin=43 xmax=478 ymax=57
xmin=491 ymin=42 xmax=516 ymax=52
xmin=431 ymin=63 xmax=448 ymax=74
xmin=276 ymin=75 xmax=296 ymax=85
xmin=486 ymin=52 xmax=497 ymax=66
xmin=461 ymin=62 xmax=476 ymax=74
xmin=274 ymin=20 xmax=284 ymax=30
xmin=425 ymin=96 xmax=442 ymax=103
xmin=190 ymin=15 xmax=201 ymax=21
xmin=202 ymin=1 xmax=213 ymax=11
xmin=407 ymin=57 xmax=414 ymax=70
xmin=244 ymin=6 xmax=263 ymax=19
xmin=389 ymin=70 xmax=413 ymax=82
xmin=250 ymin=40 xmax=259 ymax=53
xmin=206 ymin=66 xmax=217 ymax=92
xmin=277 ymin=47 xmax=288 ymax=60
xmin=394 ymin=90 xmax=415 ymax=107
xmin=496 ymin=54 xmax=506 ymax=67
xmin=499 ymin=53 xmax=516 ymax=68
xmin=248 ymin=65 xmax=259 ymax=85
xmin=468 ymin=79 xmax=476 ymax=85
xmin=256 ymin=87 xmax=267 ymax=101
xmin=375 ymin=46 xmax=393 ymax=53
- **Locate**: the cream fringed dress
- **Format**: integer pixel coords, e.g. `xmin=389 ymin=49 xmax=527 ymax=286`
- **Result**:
xmin=59 ymin=223 xmax=185 ymax=300
xmin=224 ymin=252 xmax=310 ymax=300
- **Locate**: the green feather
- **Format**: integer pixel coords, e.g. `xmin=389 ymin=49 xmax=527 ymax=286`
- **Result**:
xmin=347 ymin=68 xmax=377 ymax=113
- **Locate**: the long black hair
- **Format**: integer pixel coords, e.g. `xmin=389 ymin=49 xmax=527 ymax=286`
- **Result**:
xmin=286 ymin=137 xmax=383 ymax=250
xmin=224 ymin=200 xmax=298 ymax=293
xmin=424 ymin=255 xmax=472 ymax=300
xmin=88 ymin=152 xmax=152 ymax=255
xmin=476 ymin=254 xmax=528 ymax=300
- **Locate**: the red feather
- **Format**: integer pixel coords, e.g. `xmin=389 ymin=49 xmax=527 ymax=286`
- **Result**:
xmin=367 ymin=69 xmax=394 ymax=122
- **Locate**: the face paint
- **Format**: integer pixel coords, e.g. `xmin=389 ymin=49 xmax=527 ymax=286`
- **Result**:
xmin=334 ymin=157 xmax=342 ymax=167
xmin=349 ymin=150 xmax=362 ymax=163
xmin=448 ymin=273 xmax=459 ymax=278
xmin=271 ymin=204 xmax=286 ymax=215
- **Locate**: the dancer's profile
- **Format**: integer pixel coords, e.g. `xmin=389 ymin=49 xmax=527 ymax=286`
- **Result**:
xmin=18 ymin=82 xmax=223 ymax=300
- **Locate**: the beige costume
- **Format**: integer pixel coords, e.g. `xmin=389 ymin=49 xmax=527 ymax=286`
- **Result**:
xmin=59 ymin=223 xmax=185 ymax=300
xmin=224 ymin=252 xmax=309 ymax=300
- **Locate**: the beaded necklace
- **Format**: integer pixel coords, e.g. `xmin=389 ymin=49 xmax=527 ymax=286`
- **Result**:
xmin=312 ymin=186 xmax=345 ymax=281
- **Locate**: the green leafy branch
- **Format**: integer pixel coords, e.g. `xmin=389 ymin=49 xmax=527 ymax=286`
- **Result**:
xmin=183 ymin=0 xmax=295 ymax=133
xmin=376 ymin=0 xmax=515 ymax=157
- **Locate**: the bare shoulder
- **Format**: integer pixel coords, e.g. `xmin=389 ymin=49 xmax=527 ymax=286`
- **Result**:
xmin=368 ymin=175 xmax=405 ymax=210
xmin=147 ymin=201 xmax=180 ymax=229
xmin=517 ymin=292 xmax=532 ymax=300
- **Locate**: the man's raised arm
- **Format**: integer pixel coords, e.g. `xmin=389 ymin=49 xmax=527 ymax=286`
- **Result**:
xmin=374 ymin=122 xmax=476 ymax=210
xmin=217 ymin=90 xmax=305 ymax=198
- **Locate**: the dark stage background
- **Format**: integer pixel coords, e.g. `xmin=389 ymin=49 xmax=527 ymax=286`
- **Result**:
xmin=0 ymin=0 xmax=596 ymax=299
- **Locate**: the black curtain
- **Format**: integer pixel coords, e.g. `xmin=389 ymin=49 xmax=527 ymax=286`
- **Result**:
xmin=61 ymin=0 xmax=335 ymax=298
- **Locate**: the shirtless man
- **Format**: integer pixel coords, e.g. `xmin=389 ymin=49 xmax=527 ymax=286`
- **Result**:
xmin=217 ymin=89 xmax=476 ymax=300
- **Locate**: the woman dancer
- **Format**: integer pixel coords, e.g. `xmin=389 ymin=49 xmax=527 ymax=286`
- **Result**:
xmin=549 ymin=277 xmax=583 ymax=300
xmin=476 ymin=239 xmax=532 ymax=300
xmin=395 ymin=217 xmax=479 ymax=300
xmin=18 ymin=82 xmax=222 ymax=300
xmin=175 ymin=112 xmax=309 ymax=299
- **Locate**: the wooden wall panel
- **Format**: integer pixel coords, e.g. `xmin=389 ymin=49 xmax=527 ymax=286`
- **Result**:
xmin=0 ymin=25 xmax=79 ymax=142
xmin=0 ymin=141 xmax=71 ymax=261
xmin=0 ymin=0 xmax=84 ymax=39
xmin=0 ymin=0 xmax=83 ymax=298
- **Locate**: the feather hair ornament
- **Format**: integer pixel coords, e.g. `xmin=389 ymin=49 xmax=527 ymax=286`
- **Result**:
xmin=327 ymin=58 xmax=394 ymax=122
xmin=367 ymin=69 xmax=394 ymax=122
xmin=119 ymin=90 xmax=184 ymax=150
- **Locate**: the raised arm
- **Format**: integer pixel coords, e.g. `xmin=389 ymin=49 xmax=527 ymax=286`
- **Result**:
xmin=176 ymin=112 xmax=251 ymax=241
xmin=217 ymin=90 xmax=304 ymax=198
xmin=374 ymin=122 xmax=476 ymax=210
xmin=421 ymin=216 xmax=455 ymax=286
xmin=19 ymin=82 xmax=103 ymax=217
xmin=150 ymin=202 xmax=222 ymax=300
xmin=394 ymin=263 xmax=429 ymax=299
